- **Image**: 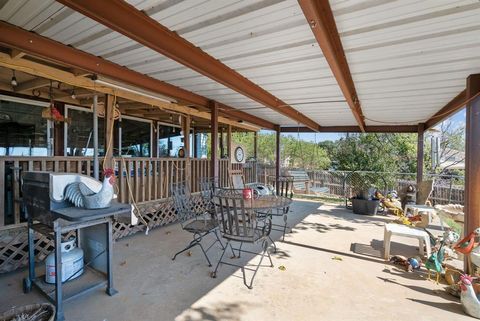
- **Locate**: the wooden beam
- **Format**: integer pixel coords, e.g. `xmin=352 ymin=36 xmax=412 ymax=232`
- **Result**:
xmin=275 ymin=125 xmax=281 ymax=195
xmin=227 ymin=125 xmax=232 ymax=158
xmin=210 ymin=101 xmax=219 ymax=179
xmin=0 ymin=52 xmax=259 ymax=131
xmin=104 ymin=94 xmax=115 ymax=169
xmin=57 ymin=0 xmax=318 ymax=131
xmin=465 ymin=74 xmax=480 ymax=273
xmin=416 ymin=123 xmax=425 ymax=186
xmin=280 ymin=125 xmax=418 ymax=133
xmin=298 ymin=0 xmax=365 ymax=131
xmin=10 ymin=49 xmax=25 ymax=59
xmin=0 ymin=21 xmax=275 ymax=130
xmin=425 ymin=90 xmax=467 ymax=129
xmin=14 ymin=78 xmax=51 ymax=92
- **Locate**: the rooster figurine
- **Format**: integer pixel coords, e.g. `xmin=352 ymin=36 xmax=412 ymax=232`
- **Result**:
xmin=64 ymin=168 xmax=115 ymax=209
xmin=460 ymin=274 xmax=480 ymax=319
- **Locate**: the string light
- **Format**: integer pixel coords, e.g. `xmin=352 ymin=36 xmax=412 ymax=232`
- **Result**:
xmin=10 ymin=70 xmax=17 ymax=87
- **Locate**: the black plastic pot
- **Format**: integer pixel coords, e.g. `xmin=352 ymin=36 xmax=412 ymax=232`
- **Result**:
xmin=352 ymin=198 xmax=379 ymax=215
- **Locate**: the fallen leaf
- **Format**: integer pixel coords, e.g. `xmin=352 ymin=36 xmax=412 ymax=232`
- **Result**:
xmin=125 ymin=243 xmax=129 ymax=247
xmin=119 ymin=260 xmax=127 ymax=266
xmin=278 ymin=265 xmax=286 ymax=271
xmin=186 ymin=251 xmax=192 ymax=256
xmin=331 ymin=256 xmax=343 ymax=261
xmin=166 ymin=231 xmax=171 ymax=235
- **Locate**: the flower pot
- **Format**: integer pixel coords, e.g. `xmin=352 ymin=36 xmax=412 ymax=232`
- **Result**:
xmin=352 ymin=198 xmax=379 ymax=215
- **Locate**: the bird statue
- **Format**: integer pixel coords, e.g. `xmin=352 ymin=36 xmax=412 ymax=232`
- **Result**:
xmin=460 ymin=274 xmax=480 ymax=319
xmin=463 ymin=228 xmax=480 ymax=268
xmin=455 ymin=230 xmax=478 ymax=255
xmin=64 ymin=168 xmax=115 ymax=209
xmin=425 ymin=244 xmax=445 ymax=284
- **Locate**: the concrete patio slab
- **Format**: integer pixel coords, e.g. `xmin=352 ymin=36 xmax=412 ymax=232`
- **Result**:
xmin=0 ymin=200 xmax=468 ymax=321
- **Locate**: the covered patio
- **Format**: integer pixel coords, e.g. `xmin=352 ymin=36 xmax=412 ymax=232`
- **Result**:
xmin=0 ymin=0 xmax=479 ymax=320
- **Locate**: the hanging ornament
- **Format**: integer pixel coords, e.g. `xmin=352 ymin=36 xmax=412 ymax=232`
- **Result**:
xmin=42 ymin=80 xmax=71 ymax=124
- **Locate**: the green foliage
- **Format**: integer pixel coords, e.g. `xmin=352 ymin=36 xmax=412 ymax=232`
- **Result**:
xmin=331 ymin=133 xmax=417 ymax=173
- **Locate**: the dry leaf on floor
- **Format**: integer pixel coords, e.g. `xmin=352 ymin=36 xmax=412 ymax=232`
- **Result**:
xmin=119 ymin=260 xmax=127 ymax=266
xmin=186 ymin=251 xmax=192 ymax=256
xmin=331 ymin=256 xmax=343 ymax=261
xmin=278 ymin=265 xmax=286 ymax=271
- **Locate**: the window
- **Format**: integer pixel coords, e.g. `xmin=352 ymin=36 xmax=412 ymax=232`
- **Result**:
xmin=158 ymin=123 xmax=193 ymax=157
xmin=0 ymin=96 xmax=51 ymax=156
xmin=120 ymin=116 xmax=151 ymax=157
xmin=65 ymin=106 xmax=105 ymax=156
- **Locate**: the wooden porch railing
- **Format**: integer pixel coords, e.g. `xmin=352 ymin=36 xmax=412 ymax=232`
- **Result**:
xmin=0 ymin=157 xmax=259 ymax=227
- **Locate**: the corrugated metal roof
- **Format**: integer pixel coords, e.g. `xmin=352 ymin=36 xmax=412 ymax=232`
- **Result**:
xmin=1 ymin=0 xmax=479 ymax=128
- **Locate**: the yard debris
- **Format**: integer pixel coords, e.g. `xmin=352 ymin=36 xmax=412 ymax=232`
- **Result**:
xmin=166 ymin=231 xmax=171 ymax=235
xmin=278 ymin=265 xmax=286 ymax=271
xmin=331 ymin=256 xmax=343 ymax=261
xmin=119 ymin=260 xmax=127 ymax=266
xmin=186 ymin=251 xmax=192 ymax=256
xmin=125 ymin=243 xmax=129 ymax=247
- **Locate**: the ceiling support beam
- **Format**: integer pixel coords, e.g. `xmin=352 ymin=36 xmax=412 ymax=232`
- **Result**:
xmin=0 ymin=52 xmax=259 ymax=131
xmin=425 ymin=90 xmax=467 ymax=129
xmin=280 ymin=125 xmax=418 ymax=133
xmin=298 ymin=0 xmax=366 ymax=131
xmin=465 ymin=74 xmax=480 ymax=273
xmin=14 ymin=78 xmax=52 ymax=92
xmin=0 ymin=21 xmax=273 ymax=130
xmin=57 ymin=0 xmax=320 ymax=131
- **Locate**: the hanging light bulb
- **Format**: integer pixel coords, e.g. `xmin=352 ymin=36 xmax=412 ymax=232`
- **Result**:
xmin=10 ymin=70 xmax=17 ymax=87
xmin=71 ymin=89 xmax=76 ymax=99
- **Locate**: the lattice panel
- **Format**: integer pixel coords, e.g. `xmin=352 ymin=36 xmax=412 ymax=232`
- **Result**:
xmin=0 ymin=197 xmax=201 ymax=274
xmin=0 ymin=228 xmax=75 ymax=274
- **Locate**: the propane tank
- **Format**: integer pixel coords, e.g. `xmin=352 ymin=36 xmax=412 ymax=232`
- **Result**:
xmin=45 ymin=237 xmax=84 ymax=284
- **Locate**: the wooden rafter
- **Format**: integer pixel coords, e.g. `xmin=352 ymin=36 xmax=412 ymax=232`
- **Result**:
xmin=425 ymin=89 xmax=467 ymax=129
xmin=0 ymin=52 xmax=259 ymax=131
xmin=0 ymin=21 xmax=273 ymax=130
xmin=298 ymin=0 xmax=366 ymax=131
xmin=57 ymin=0 xmax=320 ymax=131
xmin=280 ymin=125 xmax=418 ymax=133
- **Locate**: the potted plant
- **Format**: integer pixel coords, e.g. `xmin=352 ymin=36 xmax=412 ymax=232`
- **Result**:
xmin=351 ymin=189 xmax=379 ymax=215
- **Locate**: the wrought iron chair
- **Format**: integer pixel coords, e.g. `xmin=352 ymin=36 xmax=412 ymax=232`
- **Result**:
xmin=264 ymin=175 xmax=294 ymax=241
xmin=171 ymin=181 xmax=223 ymax=267
xmin=211 ymin=189 xmax=274 ymax=289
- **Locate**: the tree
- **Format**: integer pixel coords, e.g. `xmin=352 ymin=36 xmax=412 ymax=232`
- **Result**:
xmin=425 ymin=120 xmax=465 ymax=175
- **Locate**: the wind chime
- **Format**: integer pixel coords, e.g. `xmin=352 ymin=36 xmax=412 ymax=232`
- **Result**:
xmin=42 ymin=81 xmax=70 ymax=124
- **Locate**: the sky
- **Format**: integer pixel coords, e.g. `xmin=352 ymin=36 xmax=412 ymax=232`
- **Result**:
xmin=261 ymin=108 xmax=467 ymax=143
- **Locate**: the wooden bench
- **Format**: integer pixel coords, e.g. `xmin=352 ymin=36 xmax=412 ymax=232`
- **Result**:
xmin=285 ymin=170 xmax=311 ymax=193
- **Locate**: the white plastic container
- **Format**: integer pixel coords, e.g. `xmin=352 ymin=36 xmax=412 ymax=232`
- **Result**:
xmin=45 ymin=237 xmax=84 ymax=284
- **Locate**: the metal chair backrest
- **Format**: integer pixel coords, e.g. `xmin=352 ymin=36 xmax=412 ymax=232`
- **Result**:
xmin=268 ymin=175 xmax=294 ymax=199
xmin=171 ymin=181 xmax=195 ymax=226
xmin=200 ymin=177 xmax=218 ymax=200
xmin=214 ymin=191 xmax=257 ymax=242
xmin=229 ymin=169 xmax=245 ymax=189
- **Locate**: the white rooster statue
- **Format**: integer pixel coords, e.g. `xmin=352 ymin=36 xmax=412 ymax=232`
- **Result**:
xmin=460 ymin=274 xmax=480 ymax=318
xmin=64 ymin=168 xmax=115 ymax=209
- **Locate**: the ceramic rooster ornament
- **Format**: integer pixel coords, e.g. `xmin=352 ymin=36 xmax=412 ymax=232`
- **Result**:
xmin=460 ymin=274 xmax=480 ymax=319
xmin=64 ymin=168 xmax=115 ymax=209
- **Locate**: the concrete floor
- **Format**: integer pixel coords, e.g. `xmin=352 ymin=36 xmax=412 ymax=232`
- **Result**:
xmin=0 ymin=200 xmax=469 ymax=321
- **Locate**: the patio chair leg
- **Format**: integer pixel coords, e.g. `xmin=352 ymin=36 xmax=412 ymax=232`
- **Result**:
xmin=268 ymin=235 xmax=277 ymax=253
xmin=243 ymin=240 xmax=270 ymax=289
xmin=282 ymin=214 xmax=288 ymax=241
xmin=214 ymin=229 xmax=225 ymax=249
xmin=237 ymin=242 xmax=243 ymax=258
xmin=211 ymin=240 xmax=230 ymax=278
xmin=197 ymin=242 xmax=212 ymax=267
xmin=229 ymin=242 xmax=237 ymax=258
xmin=172 ymin=241 xmax=198 ymax=261
xmin=172 ymin=233 xmax=212 ymax=266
